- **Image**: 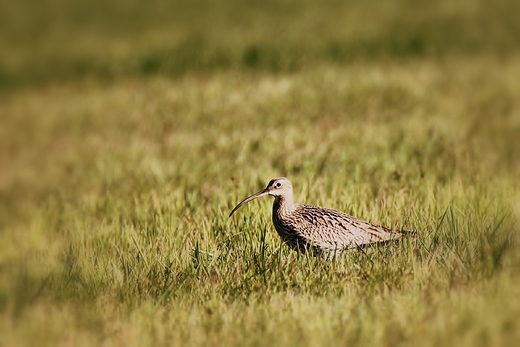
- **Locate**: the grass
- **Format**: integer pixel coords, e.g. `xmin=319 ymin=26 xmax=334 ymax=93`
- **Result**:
xmin=1 ymin=1 xmax=520 ymax=346
xmin=1 ymin=0 xmax=520 ymax=88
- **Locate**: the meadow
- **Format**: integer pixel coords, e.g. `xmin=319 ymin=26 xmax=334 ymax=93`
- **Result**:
xmin=1 ymin=1 xmax=519 ymax=346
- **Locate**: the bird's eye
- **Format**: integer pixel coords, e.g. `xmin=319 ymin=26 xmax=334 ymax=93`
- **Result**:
xmin=275 ymin=182 xmax=282 ymax=188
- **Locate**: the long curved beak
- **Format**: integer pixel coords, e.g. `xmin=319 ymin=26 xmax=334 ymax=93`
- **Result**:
xmin=229 ymin=188 xmax=269 ymax=217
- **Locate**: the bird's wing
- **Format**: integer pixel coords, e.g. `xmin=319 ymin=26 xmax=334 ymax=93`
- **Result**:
xmin=293 ymin=204 xmax=402 ymax=249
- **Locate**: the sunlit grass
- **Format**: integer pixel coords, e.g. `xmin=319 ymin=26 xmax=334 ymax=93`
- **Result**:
xmin=1 ymin=0 xmax=520 ymax=345
xmin=1 ymin=54 xmax=519 ymax=346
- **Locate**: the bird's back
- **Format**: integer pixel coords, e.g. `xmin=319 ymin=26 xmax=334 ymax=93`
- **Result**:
xmin=273 ymin=203 xmax=404 ymax=253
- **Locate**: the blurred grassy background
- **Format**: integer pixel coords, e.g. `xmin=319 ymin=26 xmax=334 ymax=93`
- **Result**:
xmin=1 ymin=1 xmax=520 ymax=346
xmin=1 ymin=0 xmax=520 ymax=88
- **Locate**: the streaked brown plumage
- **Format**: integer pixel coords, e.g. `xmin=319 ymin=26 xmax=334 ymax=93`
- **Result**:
xmin=229 ymin=177 xmax=410 ymax=255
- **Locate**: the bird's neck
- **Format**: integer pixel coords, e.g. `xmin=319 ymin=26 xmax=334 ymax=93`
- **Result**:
xmin=273 ymin=195 xmax=295 ymax=216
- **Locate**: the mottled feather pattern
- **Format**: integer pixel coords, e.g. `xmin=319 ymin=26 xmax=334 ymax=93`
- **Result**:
xmin=230 ymin=177 xmax=412 ymax=255
xmin=273 ymin=200 xmax=402 ymax=254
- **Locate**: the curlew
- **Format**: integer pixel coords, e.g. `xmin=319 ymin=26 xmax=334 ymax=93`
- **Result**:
xmin=229 ymin=177 xmax=413 ymax=256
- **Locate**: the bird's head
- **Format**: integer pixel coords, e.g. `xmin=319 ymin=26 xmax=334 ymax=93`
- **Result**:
xmin=265 ymin=177 xmax=293 ymax=197
xmin=229 ymin=177 xmax=293 ymax=217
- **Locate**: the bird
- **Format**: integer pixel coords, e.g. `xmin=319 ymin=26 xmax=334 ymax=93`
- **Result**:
xmin=229 ymin=177 xmax=413 ymax=256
